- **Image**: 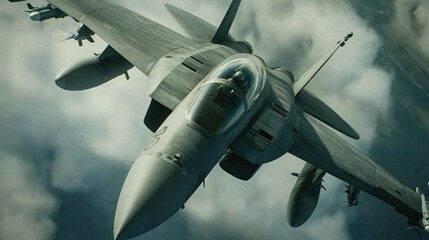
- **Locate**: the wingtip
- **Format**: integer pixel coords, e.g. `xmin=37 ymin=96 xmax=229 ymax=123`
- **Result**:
xmin=164 ymin=3 xmax=177 ymax=14
xmin=348 ymin=128 xmax=360 ymax=140
xmin=352 ymin=131 xmax=360 ymax=140
xmin=164 ymin=3 xmax=173 ymax=9
xmin=341 ymin=125 xmax=360 ymax=140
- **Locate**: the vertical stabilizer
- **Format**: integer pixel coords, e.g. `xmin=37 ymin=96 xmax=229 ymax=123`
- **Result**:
xmin=211 ymin=0 xmax=241 ymax=44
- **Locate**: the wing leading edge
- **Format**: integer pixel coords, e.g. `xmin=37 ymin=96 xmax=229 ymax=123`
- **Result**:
xmin=290 ymin=113 xmax=422 ymax=221
xmin=47 ymin=0 xmax=194 ymax=76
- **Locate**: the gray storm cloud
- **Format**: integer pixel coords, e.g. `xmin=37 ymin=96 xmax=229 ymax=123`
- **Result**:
xmin=1 ymin=4 xmax=146 ymax=239
xmin=233 ymin=0 xmax=392 ymax=147
xmin=394 ymin=0 xmax=429 ymax=57
xmin=0 ymin=152 xmax=57 ymax=240
xmin=0 ymin=0 xmax=399 ymax=239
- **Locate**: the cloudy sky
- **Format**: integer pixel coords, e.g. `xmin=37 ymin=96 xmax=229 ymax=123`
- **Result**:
xmin=1 ymin=0 xmax=428 ymax=240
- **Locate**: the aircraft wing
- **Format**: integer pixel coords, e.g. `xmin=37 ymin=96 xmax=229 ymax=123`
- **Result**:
xmin=47 ymin=0 xmax=194 ymax=75
xmin=289 ymin=113 xmax=422 ymax=221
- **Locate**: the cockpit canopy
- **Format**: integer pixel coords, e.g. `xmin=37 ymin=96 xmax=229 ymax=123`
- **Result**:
xmin=188 ymin=55 xmax=266 ymax=133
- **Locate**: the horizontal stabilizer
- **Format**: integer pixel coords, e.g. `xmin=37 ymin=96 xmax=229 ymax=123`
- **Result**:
xmin=165 ymin=1 xmax=238 ymax=44
xmin=165 ymin=4 xmax=218 ymax=43
xmin=297 ymin=89 xmax=360 ymax=139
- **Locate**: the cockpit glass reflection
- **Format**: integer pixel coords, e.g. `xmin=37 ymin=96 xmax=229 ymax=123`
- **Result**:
xmin=188 ymin=55 xmax=266 ymax=133
xmin=189 ymin=82 xmax=245 ymax=133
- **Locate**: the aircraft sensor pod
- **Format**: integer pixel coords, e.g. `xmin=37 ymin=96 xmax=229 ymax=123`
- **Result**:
xmin=55 ymin=55 xmax=132 ymax=91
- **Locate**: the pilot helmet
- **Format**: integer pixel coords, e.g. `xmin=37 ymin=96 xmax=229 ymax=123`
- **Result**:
xmin=232 ymin=70 xmax=245 ymax=82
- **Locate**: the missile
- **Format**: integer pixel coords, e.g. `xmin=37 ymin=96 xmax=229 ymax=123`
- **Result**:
xmin=345 ymin=184 xmax=360 ymax=206
xmin=287 ymin=164 xmax=325 ymax=227
xmin=55 ymin=55 xmax=133 ymax=91
xmin=64 ymin=24 xmax=95 ymax=47
xmin=29 ymin=8 xmax=66 ymax=21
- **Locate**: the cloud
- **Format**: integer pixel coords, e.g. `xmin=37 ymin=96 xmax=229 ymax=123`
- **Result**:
xmin=232 ymin=0 xmax=393 ymax=149
xmin=0 ymin=4 xmax=147 ymax=239
xmin=394 ymin=0 xmax=429 ymax=57
xmin=0 ymin=152 xmax=57 ymax=240
xmin=0 ymin=0 xmax=404 ymax=240
xmin=153 ymin=1 xmax=391 ymax=239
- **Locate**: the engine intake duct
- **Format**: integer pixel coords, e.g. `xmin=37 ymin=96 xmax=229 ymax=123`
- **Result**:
xmin=219 ymin=151 xmax=261 ymax=181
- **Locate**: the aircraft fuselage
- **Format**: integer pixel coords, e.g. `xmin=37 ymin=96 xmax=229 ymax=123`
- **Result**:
xmin=114 ymin=53 xmax=282 ymax=239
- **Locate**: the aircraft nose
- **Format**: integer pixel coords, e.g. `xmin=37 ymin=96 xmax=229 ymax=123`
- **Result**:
xmin=113 ymin=154 xmax=188 ymax=240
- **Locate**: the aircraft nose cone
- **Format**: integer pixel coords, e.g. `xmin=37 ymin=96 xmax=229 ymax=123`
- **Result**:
xmin=114 ymin=155 xmax=188 ymax=240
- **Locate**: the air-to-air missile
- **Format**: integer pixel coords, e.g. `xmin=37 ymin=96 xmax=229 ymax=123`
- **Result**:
xmin=25 ymin=3 xmax=67 ymax=22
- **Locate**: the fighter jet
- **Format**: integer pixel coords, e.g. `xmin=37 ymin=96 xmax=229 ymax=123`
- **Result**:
xmin=10 ymin=0 xmax=429 ymax=239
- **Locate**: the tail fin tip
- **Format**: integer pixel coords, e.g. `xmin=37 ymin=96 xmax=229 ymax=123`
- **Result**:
xmin=211 ymin=0 xmax=241 ymax=44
